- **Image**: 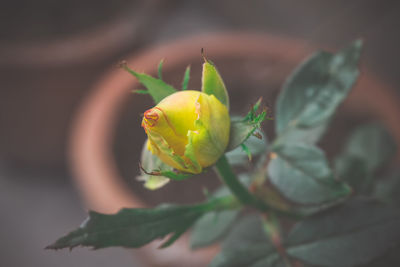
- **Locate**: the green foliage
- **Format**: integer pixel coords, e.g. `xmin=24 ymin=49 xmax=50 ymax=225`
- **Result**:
xmin=269 ymin=143 xmax=351 ymax=205
xmin=374 ymin=170 xmax=400 ymax=206
xmin=190 ymin=210 xmax=239 ymax=249
xmin=122 ymin=63 xmax=176 ymax=104
xmin=190 ymin=175 xmax=251 ymax=249
xmin=226 ymin=101 xmax=266 ymax=151
xmin=137 ymin=141 xmax=172 ymax=190
xmin=286 ymin=198 xmax=400 ymax=267
xmin=275 ymin=40 xmax=362 ymax=144
xmin=335 ymin=123 xmax=397 ymax=193
xmin=341 ymin=123 xmax=396 ymax=172
xmin=47 ymin=196 xmax=237 ymax=250
xmin=138 ymin=140 xmax=193 ymax=190
xmin=226 ymin=133 xmax=267 ymax=166
xmin=210 ymin=216 xmax=283 ymax=267
xmin=49 ymin=40 xmax=400 ymax=267
xmin=212 ymin=199 xmax=400 ymax=267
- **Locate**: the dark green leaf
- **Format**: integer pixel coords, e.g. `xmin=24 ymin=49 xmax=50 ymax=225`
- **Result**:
xmin=201 ymin=60 xmax=230 ymax=109
xmin=182 ymin=65 xmax=191 ymax=90
xmin=47 ymin=196 xmax=236 ymax=250
xmin=269 ymin=143 xmax=351 ymax=205
xmin=190 ymin=174 xmax=251 ymax=249
xmin=374 ymin=170 xmax=400 ymax=206
xmin=334 ymin=123 xmax=396 ymax=194
xmin=286 ymin=198 xmax=400 ymax=267
xmin=362 ymin=245 xmax=400 ymax=267
xmin=275 ymin=40 xmax=362 ymax=138
xmin=276 ymin=122 xmax=328 ymax=145
xmin=341 ymin=123 xmax=397 ymax=173
xmin=334 ymin=154 xmax=369 ymax=193
xmin=190 ymin=210 xmax=239 ymax=249
xmin=122 ymin=64 xmax=176 ymax=104
xmin=211 ymin=216 xmax=283 ymax=267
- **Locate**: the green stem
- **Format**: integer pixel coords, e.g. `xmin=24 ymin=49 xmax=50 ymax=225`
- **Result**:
xmin=214 ymin=155 xmax=269 ymax=212
xmin=262 ymin=213 xmax=292 ymax=267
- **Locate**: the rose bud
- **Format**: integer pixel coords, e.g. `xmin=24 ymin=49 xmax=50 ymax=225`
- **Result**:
xmin=142 ymin=90 xmax=230 ymax=174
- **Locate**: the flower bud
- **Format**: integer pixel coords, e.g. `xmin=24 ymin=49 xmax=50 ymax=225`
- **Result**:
xmin=142 ymin=90 xmax=230 ymax=174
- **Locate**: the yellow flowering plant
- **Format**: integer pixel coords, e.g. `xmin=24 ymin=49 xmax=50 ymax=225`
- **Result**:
xmin=49 ymin=42 xmax=400 ymax=267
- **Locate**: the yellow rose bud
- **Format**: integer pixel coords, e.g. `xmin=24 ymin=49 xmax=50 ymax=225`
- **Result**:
xmin=142 ymin=90 xmax=230 ymax=174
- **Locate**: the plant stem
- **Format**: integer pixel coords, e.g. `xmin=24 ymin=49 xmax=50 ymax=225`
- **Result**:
xmin=262 ymin=213 xmax=292 ymax=267
xmin=214 ymin=155 xmax=269 ymax=212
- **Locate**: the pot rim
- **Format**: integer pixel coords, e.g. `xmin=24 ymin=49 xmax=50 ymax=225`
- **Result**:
xmin=0 ymin=0 xmax=161 ymax=68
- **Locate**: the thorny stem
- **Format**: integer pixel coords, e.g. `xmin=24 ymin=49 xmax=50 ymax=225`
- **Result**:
xmin=215 ymin=155 xmax=305 ymax=220
xmin=214 ymin=155 xmax=269 ymax=212
xmin=262 ymin=213 xmax=292 ymax=267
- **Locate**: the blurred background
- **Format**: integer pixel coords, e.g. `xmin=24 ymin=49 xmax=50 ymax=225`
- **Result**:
xmin=1 ymin=0 xmax=399 ymax=266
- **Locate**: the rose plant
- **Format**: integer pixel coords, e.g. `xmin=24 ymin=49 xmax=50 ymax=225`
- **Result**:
xmin=48 ymin=41 xmax=400 ymax=267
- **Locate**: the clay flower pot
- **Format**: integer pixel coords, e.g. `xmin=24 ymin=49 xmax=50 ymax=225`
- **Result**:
xmin=69 ymin=33 xmax=400 ymax=266
xmin=0 ymin=0 xmax=168 ymax=168
xmin=0 ymin=0 xmax=163 ymax=68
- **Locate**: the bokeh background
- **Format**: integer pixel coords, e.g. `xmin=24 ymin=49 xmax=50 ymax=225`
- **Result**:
xmin=1 ymin=0 xmax=400 ymax=266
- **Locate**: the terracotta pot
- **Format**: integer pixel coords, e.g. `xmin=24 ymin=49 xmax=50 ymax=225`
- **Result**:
xmin=0 ymin=0 xmax=163 ymax=68
xmin=69 ymin=33 xmax=400 ymax=266
xmin=0 ymin=0 xmax=169 ymax=169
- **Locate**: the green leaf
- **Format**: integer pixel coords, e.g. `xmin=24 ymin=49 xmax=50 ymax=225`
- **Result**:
xmin=374 ymin=170 xmax=400 ymax=206
xmin=201 ymin=59 xmax=230 ymax=109
xmin=276 ymin=122 xmax=328 ymax=145
xmin=212 ymin=198 xmax=400 ymax=267
xmin=269 ymin=143 xmax=351 ymax=205
xmin=190 ymin=174 xmax=248 ymax=249
xmin=182 ymin=65 xmax=191 ymax=90
xmin=334 ymin=123 xmax=396 ymax=194
xmin=334 ymin=154 xmax=369 ymax=193
xmin=341 ymin=123 xmax=397 ymax=173
xmin=122 ymin=64 xmax=176 ymax=104
xmin=190 ymin=210 xmax=239 ymax=249
xmin=210 ymin=216 xmax=283 ymax=267
xmin=226 ymin=133 xmax=267 ymax=166
xmin=362 ymin=245 xmax=400 ymax=267
xmin=226 ymin=106 xmax=267 ymax=152
xmin=286 ymin=198 xmax=400 ymax=267
xmin=275 ymin=40 xmax=362 ymax=137
xmin=47 ymin=196 xmax=237 ymax=250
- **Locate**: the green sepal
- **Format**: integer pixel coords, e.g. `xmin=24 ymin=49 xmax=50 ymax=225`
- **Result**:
xmin=226 ymin=100 xmax=267 ymax=151
xmin=142 ymin=169 xmax=192 ymax=181
xmin=182 ymin=65 xmax=191 ymax=90
xmin=121 ymin=62 xmax=176 ymax=104
xmin=131 ymin=89 xmax=149 ymax=95
xmin=157 ymin=58 xmax=164 ymax=79
xmin=137 ymin=141 xmax=171 ymax=190
xmin=201 ymin=56 xmax=230 ymax=109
